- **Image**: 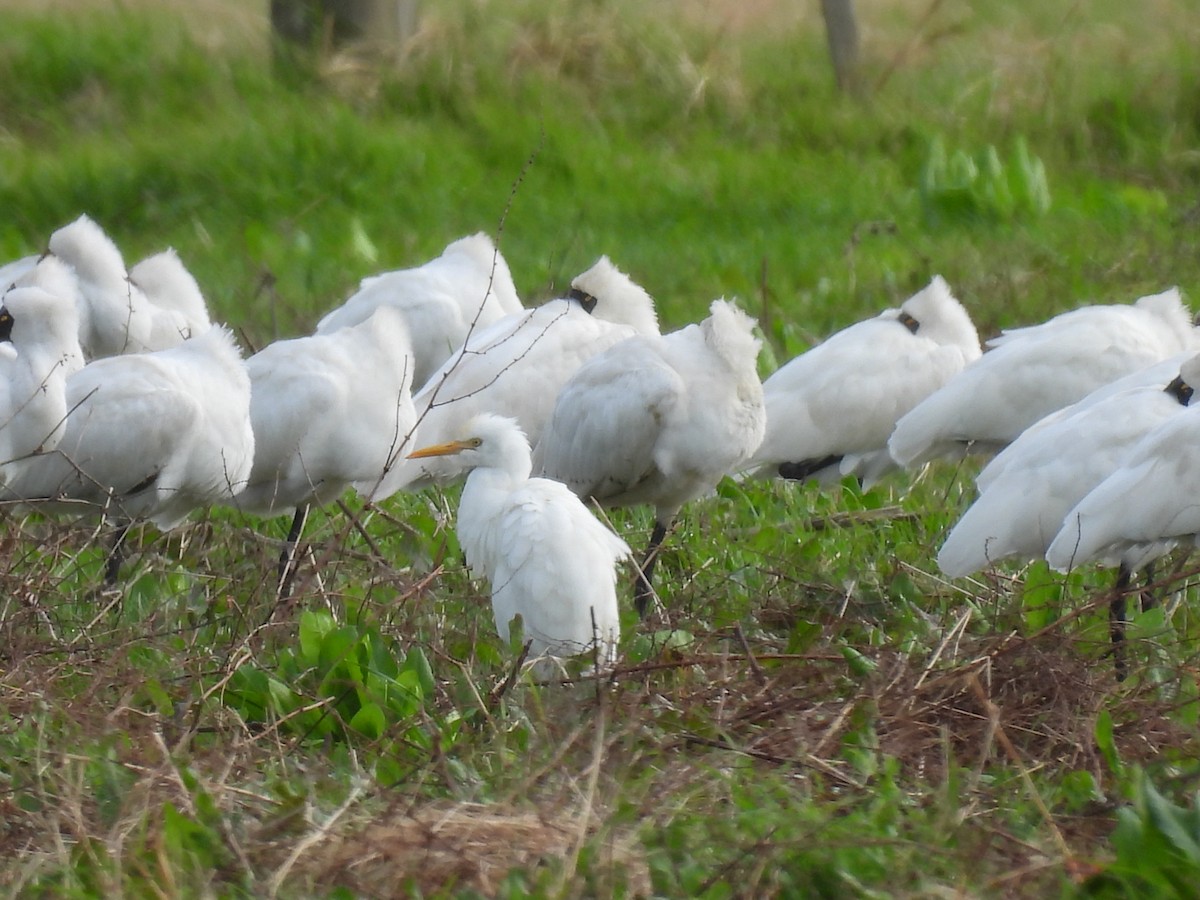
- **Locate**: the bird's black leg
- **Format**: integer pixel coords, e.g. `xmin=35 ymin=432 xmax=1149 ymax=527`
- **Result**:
xmin=277 ymin=502 xmax=309 ymax=597
xmin=1139 ymin=561 xmax=1157 ymax=613
xmin=634 ymin=521 xmax=670 ymax=619
xmin=1110 ymin=563 xmax=1132 ymax=682
xmin=104 ymin=520 xmax=132 ymax=587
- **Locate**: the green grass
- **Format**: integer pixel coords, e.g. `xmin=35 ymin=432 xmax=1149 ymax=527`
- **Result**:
xmin=3 ymin=1 xmax=1200 ymax=896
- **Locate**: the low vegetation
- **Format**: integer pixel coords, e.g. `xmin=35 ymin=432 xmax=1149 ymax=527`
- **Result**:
xmin=2 ymin=1 xmax=1200 ymax=895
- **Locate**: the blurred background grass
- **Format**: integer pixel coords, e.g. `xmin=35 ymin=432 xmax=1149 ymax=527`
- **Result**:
xmin=2 ymin=0 xmax=1197 ymax=351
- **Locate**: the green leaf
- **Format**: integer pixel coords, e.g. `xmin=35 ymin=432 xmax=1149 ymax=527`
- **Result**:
xmin=1095 ymin=709 xmax=1122 ymax=777
xmin=299 ymin=609 xmax=337 ymax=666
xmin=350 ymin=702 xmax=387 ymax=740
xmin=401 ymin=646 xmax=437 ymax=698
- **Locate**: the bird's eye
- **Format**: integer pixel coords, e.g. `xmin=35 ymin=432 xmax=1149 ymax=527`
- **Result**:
xmin=468 ymin=438 xmax=483 ymax=448
xmin=0 ymin=309 xmax=13 ymax=343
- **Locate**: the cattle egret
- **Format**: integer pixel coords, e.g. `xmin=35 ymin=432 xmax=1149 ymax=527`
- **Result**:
xmin=534 ymin=299 xmax=766 ymax=615
xmin=938 ymin=352 xmax=1200 ymax=578
xmin=0 ymin=287 xmax=82 ymax=485
xmin=2 ymin=325 xmax=255 ymax=582
xmin=316 ymin=233 xmax=524 ymax=388
xmin=745 ymin=276 xmax=979 ymax=486
xmin=385 ymin=256 xmax=659 ymax=496
xmin=128 ymin=248 xmax=213 ymax=348
xmin=236 ymin=307 xmax=417 ymax=589
xmin=408 ymin=414 xmax=629 ymax=669
xmin=889 ymin=288 xmax=1198 ymax=467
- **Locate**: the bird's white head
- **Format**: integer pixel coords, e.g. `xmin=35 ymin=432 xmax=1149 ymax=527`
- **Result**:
xmin=408 ymin=413 xmax=532 ymax=479
xmin=570 ymin=256 xmax=660 ymax=336
xmin=900 ymin=275 xmax=981 ymax=361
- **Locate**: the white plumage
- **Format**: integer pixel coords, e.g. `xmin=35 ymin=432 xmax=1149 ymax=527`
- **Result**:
xmin=409 ymin=414 xmax=629 ymax=668
xmin=128 ymin=247 xmax=213 ymax=348
xmin=938 ymin=353 xmax=1200 ymax=577
xmin=389 ymin=256 xmax=660 ymax=496
xmin=889 ymin=287 xmax=1198 ymax=468
xmin=237 ymin=307 xmax=417 ymax=515
xmin=9 ymin=255 xmax=87 ymax=377
xmin=42 ymin=215 xmax=216 ymax=359
xmin=746 ymin=275 xmax=980 ymax=486
xmin=44 ymin=214 xmax=157 ymax=358
xmin=534 ymin=298 xmax=766 ymax=613
xmin=0 ymin=286 xmax=83 ymax=485
xmin=3 ymin=325 xmax=255 ymax=533
xmin=316 ymin=233 xmax=524 ymax=388
xmin=1046 ymin=401 xmax=1200 ymax=576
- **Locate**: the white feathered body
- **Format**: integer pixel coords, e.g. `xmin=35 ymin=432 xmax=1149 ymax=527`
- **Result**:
xmin=47 ymin=214 xmax=159 ymax=358
xmin=393 ymin=258 xmax=660 ymax=495
xmin=129 ymin=248 xmax=213 ymax=349
xmin=238 ymin=307 xmax=416 ymax=514
xmin=938 ymin=354 xmax=1200 ymax=577
xmin=435 ymin=415 xmax=628 ymax=664
xmin=316 ymin=233 xmax=522 ymax=388
xmin=0 ymin=287 xmax=83 ymax=483
xmin=534 ymin=299 xmax=766 ymax=519
xmin=748 ymin=276 xmax=979 ymax=485
xmin=5 ymin=325 xmax=255 ymax=529
xmin=1046 ymin=403 xmax=1200 ymax=574
xmin=889 ymin=288 xmax=1197 ymax=467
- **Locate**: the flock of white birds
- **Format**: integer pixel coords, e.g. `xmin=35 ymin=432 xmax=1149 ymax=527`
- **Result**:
xmin=2 ymin=213 xmax=1198 ymax=677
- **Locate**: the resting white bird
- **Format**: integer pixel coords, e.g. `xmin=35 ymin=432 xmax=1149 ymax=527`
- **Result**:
xmin=9 ymin=255 xmax=87 ymax=376
xmin=236 ymin=307 xmax=417 ymax=589
xmin=316 ymin=233 xmax=523 ymax=388
xmin=408 ymin=414 xmax=629 ymax=670
xmin=745 ymin=275 xmax=980 ymax=486
xmin=1045 ymin=401 xmax=1200 ymax=679
xmin=889 ymin=287 xmax=1198 ymax=468
xmin=938 ymin=352 xmax=1200 ymax=578
xmin=128 ymin=248 xmax=213 ymax=348
xmin=2 ymin=325 xmax=255 ymax=582
xmin=43 ymin=214 xmax=159 ymax=358
xmin=0 ymin=286 xmax=83 ymax=485
xmin=534 ymin=299 xmax=766 ymax=615
xmin=385 ymin=255 xmax=660 ymax=497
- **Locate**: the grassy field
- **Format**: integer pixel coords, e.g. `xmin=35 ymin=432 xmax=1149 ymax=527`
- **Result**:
xmin=2 ymin=1 xmax=1200 ymax=896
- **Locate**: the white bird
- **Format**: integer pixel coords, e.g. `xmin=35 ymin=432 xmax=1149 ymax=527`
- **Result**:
xmin=745 ymin=275 xmax=980 ymax=486
xmin=44 ymin=214 xmax=157 ymax=358
xmin=316 ymin=233 xmax=524 ymax=389
xmin=9 ymin=255 xmax=87 ymax=376
xmin=0 ymin=286 xmax=83 ymax=485
xmin=128 ymin=248 xmax=213 ymax=348
xmin=2 ymin=325 xmax=255 ymax=582
xmin=889 ymin=287 xmax=1198 ymax=468
xmin=386 ymin=256 xmax=660 ymax=496
xmin=1047 ymin=404 xmax=1200 ymax=576
xmin=236 ymin=307 xmax=417 ymax=588
xmin=938 ymin=352 xmax=1200 ymax=578
xmin=408 ymin=414 xmax=629 ymax=670
xmin=1044 ymin=400 xmax=1200 ymax=679
xmin=534 ymin=299 xmax=766 ymax=614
